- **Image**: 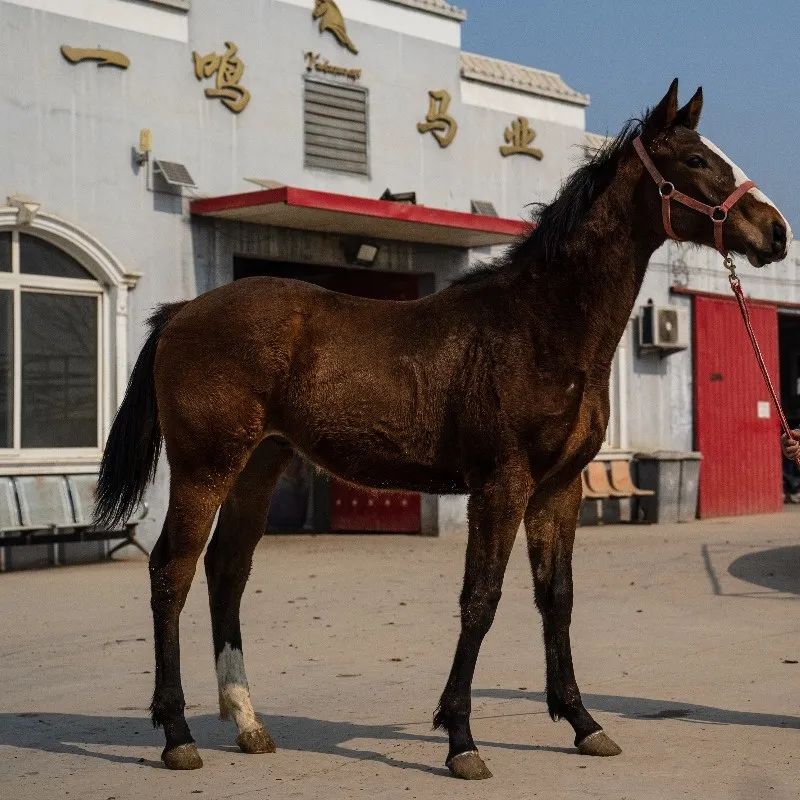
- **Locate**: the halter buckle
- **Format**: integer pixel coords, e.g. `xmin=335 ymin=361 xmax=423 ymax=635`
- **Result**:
xmin=712 ymin=206 xmax=728 ymax=222
xmin=658 ymin=181 xmax=674 ymax=199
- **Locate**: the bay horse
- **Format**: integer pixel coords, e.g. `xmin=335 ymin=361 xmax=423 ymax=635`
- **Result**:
xmin=95 ymin=80 xmax=791 ymax=778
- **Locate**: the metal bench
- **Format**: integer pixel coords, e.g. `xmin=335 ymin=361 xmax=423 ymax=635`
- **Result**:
xmin=0 ymin=474 xmax=148 ymax=571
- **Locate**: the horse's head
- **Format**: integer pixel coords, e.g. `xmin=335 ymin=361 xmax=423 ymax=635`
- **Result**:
xmin=638 ymin=79 xmax=791 ymax=267
xmin=312 ymin=0 xmax=327 ymax=19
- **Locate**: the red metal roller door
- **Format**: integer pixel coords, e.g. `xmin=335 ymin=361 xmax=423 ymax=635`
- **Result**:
xmin=329 ymin=484 xmax=421 ymax=533
xmin=693 ymin=294 xmax=782 ymax=517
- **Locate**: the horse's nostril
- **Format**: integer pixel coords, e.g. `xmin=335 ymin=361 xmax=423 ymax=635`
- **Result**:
xmin=773 ymin=221 xmax=787 ymax=254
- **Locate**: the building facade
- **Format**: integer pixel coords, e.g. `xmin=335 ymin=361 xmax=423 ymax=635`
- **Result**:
xmin=0 ymin=0 xmax=797 ymax=552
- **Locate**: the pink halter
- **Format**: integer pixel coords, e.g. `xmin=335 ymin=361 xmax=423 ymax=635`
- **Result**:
xmin=632 ymin=136 xmax=755 ymax=256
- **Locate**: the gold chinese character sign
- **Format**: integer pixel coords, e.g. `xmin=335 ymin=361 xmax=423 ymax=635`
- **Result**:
xmin=417 ymin=90 xmax=458 ymax=149
xmin=313 ymin=0 xmax=358 ymax=54
xmin=193 ymin=41 xmax=251 ymax=114
xmin=500 ymin=117 xmax=543 ymax=159
xmin=61 ymin=46 xmax=129 ymax=69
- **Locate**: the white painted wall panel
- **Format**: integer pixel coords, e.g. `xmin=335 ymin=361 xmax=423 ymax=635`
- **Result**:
xmin=277 ymin=0 xmax=461 ymax=46
xmin=0 ymin=0 xmax=189 ymax=41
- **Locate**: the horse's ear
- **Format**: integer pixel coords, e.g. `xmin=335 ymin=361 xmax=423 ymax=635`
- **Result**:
xmin=674 ymin=86 xmax=703 ymax=130
xmin=643 ymin=78 xmax=679 ymax=139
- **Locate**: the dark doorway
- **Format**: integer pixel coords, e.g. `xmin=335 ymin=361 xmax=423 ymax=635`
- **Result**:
xmin=778 ymin=312 xmax=800 ymax=501
xmin=234 ymin=258 xmax=427 ymax=300
xmin=779 ymin=312 xmax=800 ymax=427
xmin=232 ymin=257 xmax=433 ymax=534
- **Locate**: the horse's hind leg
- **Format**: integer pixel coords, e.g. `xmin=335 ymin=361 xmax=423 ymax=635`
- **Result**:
xmin=204 ymin=437 xmax=294 ymax=755
xmin=149 ymin=469 xmax=233 ymax=770
xmin=525 ymin=476 xmax=621 ymax=757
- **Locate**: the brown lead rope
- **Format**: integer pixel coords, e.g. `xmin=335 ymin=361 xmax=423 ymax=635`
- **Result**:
xmin=725 ymin=257 xmax=800 ymax=465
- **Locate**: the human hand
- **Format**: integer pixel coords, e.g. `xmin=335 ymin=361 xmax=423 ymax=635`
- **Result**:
xmin=781 ymin=430 xmax=800 ymax=460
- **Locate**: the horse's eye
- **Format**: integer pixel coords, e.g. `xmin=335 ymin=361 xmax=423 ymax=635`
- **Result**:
xmin=685 ymin=155 xmax=707 ymax=169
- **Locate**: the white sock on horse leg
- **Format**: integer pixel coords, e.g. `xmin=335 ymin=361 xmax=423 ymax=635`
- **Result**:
xmin=216 ymin=643 xmax=261 ymax=733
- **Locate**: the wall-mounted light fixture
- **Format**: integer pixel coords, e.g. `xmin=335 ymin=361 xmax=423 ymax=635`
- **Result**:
xmin=380 ymin=188 xmax=417 ymax=204
xmin=342 ymin=238 xmax=380 ymax=266
xmin=134 ymin=128 xmax=152 ymax=166
xmin=354 ymin=243 xmax=379 ymax=265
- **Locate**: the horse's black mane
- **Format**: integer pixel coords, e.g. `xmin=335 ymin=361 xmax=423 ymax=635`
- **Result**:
xmin=453 ymin=114 xmax=647 ymax=286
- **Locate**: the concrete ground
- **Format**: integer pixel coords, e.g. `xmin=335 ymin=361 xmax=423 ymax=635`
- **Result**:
xmin=1 ymin=511 xmax=798 ymax=800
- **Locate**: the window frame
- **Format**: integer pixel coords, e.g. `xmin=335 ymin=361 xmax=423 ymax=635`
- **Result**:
xmin=0 ymin=230 xmax=107 ymax=462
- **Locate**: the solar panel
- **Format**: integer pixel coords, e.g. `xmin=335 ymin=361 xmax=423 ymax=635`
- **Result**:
xmin=153 ymin=160 xmax=196 ymax=188
xmin=244 ymin=178 xmax=286 ymax=189
xmin=471 ymin=200 xmax=498 ymax=217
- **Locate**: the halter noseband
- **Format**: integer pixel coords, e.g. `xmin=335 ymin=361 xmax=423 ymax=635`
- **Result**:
xmin=632 ymin=136 xmax=755 ymax=256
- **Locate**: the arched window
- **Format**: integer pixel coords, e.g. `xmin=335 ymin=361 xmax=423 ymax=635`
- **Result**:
xmin=0 ymin=230 xmax=108 ymax=454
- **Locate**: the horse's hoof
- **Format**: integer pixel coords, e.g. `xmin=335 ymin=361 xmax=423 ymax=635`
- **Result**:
xmin=446 ymin=750 xmax=493 ymax=780
xmin=236 ymin=725 xmax=276 ymax=755
xmin=162 ymin=742 xmax=203 ymax=770
xmin=577 ymin=730 xmax=622 ymax=757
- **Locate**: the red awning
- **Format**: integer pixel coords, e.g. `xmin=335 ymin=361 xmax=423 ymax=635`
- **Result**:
xmin=190 ymin=186 xmax=531 ymax=248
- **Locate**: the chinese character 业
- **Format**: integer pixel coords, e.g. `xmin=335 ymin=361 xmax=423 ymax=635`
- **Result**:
xmin=417 ymin=89 xmax=458 ymax=149
xmin=193 ymin=41 xmax=251 ymax=114
xmin=500 ymin=117 xmax=543 ymax=159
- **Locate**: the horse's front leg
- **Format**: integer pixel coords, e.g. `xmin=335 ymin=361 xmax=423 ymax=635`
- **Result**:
xmin=525 ymin=475 xmax=622 ymax=756
xmin=434 ymin=464 xmax=532 ymax=780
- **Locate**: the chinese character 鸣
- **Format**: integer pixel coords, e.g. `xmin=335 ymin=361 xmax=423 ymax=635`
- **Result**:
xmin=417 ymin=89 xmax=458 ymax=149
xmin=500 ymin=117 xmax=543 ymax=159
xmin=193 ymin=41 xmax=251 ymax=114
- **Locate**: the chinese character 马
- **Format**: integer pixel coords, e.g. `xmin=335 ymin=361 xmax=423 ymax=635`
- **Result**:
xmin=417 ymin=89 xmax=458 ymax=149
xmin=193 ymin=41 xmax=251 ymax=114
xmin=500 ymin=117 xmax=543 ymax=159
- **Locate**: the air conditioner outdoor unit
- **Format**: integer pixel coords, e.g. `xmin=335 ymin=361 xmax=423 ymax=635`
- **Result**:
xmin=639 ymin=304 xmax=689 ymax=352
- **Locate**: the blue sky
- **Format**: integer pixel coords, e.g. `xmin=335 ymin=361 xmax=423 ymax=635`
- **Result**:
xmin=460 ymin=0 xmax=800 ymax=230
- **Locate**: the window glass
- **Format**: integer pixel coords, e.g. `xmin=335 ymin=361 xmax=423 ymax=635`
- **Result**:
xmin=0 ymin=232 xmax=10 ymax=272
xmin=0 ymin=291 xmax=12 ymax=447
xmin=21 ymin=292 xmax=98 ymax=448
xmin=20 ymin=234 xmax=93 ymax=279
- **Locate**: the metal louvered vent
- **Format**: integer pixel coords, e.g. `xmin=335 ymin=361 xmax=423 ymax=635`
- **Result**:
xmin=304 ymin=78 xmax=369 ymax=176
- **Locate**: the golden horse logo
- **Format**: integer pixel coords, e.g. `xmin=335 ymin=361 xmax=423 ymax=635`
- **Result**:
xmin=313 ymin=0 xmax=358 ymax=54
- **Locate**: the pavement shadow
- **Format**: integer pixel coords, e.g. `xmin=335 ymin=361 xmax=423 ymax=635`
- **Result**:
xmin=4 ymin=691 xmax=798 ymax=773
xmin=0 ymin=710 xmax=570 ymax=774
xmin=701 ymin=543 xmax=800 ymax=597
xmin=727 ymin=545 xmax=800 ymax=595
xmin=473 ymin=689 xmax=800 ymax=730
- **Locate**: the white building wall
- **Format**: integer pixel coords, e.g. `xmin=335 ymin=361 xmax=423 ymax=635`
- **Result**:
xmin=0 ymin=0 xmax=590 ymax=545
xmin=5 ymin=0 xmax=789 ymax=539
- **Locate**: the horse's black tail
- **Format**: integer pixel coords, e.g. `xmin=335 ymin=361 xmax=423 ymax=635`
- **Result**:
xmin=94 ymin=302 xmax=186 ymax=530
